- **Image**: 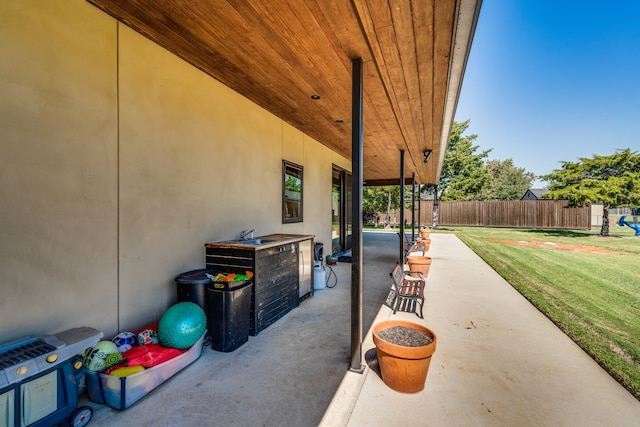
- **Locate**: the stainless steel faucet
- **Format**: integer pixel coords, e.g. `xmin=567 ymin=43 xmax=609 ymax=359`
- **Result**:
xmin=240 ymin=228 xmax=255 ymax=240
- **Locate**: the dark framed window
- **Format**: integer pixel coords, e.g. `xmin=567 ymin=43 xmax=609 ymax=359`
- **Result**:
xmin=283 ymin=160 xmax=303 ymax=223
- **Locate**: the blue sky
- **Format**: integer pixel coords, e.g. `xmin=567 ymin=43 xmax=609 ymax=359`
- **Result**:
xmin=454 ymin=1 xmax=640 ymax=186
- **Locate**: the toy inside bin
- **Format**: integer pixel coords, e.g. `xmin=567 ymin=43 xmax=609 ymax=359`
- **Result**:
xmin=86 ymin=332 xmax=205 ymax=410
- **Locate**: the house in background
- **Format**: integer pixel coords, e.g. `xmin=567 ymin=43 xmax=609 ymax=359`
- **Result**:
xmin=521 ymin=188 xmax=550 ymax=200
xmin=0 ymin=0 xmax=480 ymax=344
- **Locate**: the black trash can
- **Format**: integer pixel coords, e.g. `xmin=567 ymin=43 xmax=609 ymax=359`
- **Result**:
xmin=206 ymin=279 xmax=253 ymax=352
xmin=175 ymin=269 xmax=218 ymax=312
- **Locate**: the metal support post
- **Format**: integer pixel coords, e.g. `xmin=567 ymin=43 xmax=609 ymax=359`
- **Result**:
xmin=399 ymin=150 xmax=405 ymax=264
xmin=349 ymin=57 xmax=365 ymax=374
xmin=411 ymin=173 xmax=415 ymax=241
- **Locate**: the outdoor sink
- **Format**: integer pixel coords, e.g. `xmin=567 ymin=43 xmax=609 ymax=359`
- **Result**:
xmin=234 ymin=239 xmax=275 ymax=245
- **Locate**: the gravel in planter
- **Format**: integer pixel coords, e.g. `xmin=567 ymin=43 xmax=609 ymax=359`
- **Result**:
xmin=378 ymin=326 xmax=433 ymax=347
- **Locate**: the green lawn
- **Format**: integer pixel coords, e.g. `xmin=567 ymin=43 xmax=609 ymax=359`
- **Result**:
xmin=443 ymin=223 xmax=640 ymax=400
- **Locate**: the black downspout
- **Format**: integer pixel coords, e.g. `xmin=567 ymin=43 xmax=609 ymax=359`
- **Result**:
xmin=349 ymin=57 xmax=365 ymax=374
xmin=399 ymin=150 xmax=405 ymax=265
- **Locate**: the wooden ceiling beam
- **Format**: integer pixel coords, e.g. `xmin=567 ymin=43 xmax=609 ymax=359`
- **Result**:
xmin=364 ymin=177 xmax=415 ymax=187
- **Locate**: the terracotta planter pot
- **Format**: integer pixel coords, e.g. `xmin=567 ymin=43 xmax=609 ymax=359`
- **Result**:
xmin=419 ymin=229 xmax=430 ymax=239
xmin=417 ymin=238 xmax=431 ymax=252
xmin=372 ymin=320 xmax=437 ymax=393
xmin=406 ymin=255 xmax=432 ymax=278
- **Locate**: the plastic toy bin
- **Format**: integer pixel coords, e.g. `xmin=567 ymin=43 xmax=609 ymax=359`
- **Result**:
xmin=85 ymin=332 xmax=205 ymax=410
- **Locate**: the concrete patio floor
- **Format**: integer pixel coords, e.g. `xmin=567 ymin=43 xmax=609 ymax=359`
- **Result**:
xmin=84 ymin=231 xmax=640 ymax=426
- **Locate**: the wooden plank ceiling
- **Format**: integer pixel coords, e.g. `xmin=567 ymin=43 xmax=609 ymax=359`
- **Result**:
xmin=86 ymin=0 xmax=477 ymax=185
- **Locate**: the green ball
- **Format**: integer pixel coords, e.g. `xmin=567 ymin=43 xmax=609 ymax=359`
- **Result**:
xmin=158 ymin=302 xmax=206 ymax=349
xmin=84 ymin=340 xmax=120 ymax=372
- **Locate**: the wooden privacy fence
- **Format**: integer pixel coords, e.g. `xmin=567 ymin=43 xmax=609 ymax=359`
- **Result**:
xmin=391 ymin=200 xmax=591 ymax=229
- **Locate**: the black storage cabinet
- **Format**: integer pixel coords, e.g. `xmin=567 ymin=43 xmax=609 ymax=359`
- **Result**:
xmin=205 ymin=244 xmax=299 ymax=336
xmin=206 ymin=280 xmax=253 ymax=352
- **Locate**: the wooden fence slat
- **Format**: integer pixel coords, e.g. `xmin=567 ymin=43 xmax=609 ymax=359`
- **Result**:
xmin=390 ymin=200 xmax=591 ymax=229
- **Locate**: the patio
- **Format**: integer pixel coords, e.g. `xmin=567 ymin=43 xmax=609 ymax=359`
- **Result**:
xmin=84 ymin=231 xmax=640 ymax=426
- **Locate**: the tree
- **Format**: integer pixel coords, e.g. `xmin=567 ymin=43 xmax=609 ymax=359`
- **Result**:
xmin=482 ymin=159 xmax=536 ymax=200
xmin=539 ymin=149 xmax=640 ymax=236
xmin=363 ymin=185 xmax=401 ymax=228
xmin=437 ymin=120 xmax=492 ymax=201
xmin=363 ymin=184 xmax=423 ymax=228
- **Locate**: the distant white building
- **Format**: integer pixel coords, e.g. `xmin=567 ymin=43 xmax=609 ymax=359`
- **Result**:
xmin=591 ymin=204 xmax=604 ymax=227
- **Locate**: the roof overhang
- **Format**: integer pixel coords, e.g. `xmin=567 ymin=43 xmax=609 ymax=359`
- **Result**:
xmin=86 ymin=0 xmax=482 ymax=185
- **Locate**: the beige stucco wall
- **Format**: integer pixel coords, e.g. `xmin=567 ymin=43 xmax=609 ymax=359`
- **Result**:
xmin=0 ymin=0 xmax=350 ymax=342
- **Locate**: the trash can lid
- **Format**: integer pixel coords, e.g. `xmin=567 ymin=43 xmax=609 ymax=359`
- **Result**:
xmin=175 ymin=269 xmax=218 ymax=285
